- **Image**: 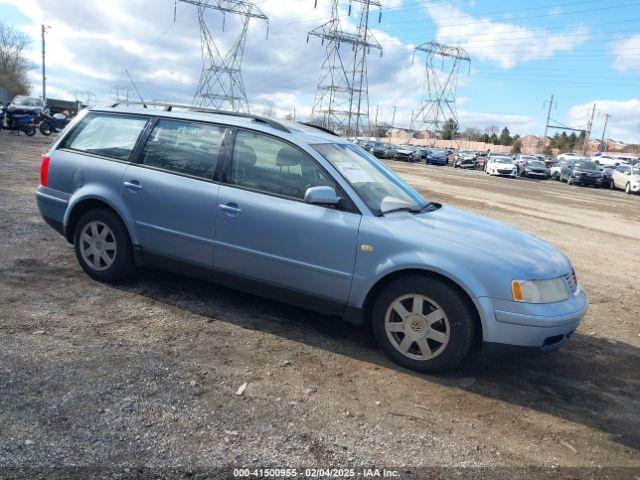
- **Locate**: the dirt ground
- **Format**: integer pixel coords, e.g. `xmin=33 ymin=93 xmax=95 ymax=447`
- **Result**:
xmin=1 ymin=131 xmax=639 ymax=479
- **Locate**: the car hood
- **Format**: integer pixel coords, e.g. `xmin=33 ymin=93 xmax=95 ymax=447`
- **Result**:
xmin=393 ymin=206 xmax=571 ymax=279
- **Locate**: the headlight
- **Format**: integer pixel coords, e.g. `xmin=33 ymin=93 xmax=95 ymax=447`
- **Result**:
xmin=511 ymin=278 xmax=569 ymax=303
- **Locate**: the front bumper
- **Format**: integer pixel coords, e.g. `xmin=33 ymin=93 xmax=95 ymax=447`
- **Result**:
xmin=474 ymin=288 xmax=588 ymax=350
xmin=630 ymin=182 xmax=640 ymax=192
xmin=427 ymin=158 xmax=447 ymax=165
xmin=572 ymin=175 xmax=602 ymax=185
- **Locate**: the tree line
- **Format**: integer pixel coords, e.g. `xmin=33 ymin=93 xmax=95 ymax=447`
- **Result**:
xmin=0 ymin=21 xmax=32 ymax=100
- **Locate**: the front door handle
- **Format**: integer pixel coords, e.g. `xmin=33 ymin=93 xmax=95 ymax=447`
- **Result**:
xmin=219 ymin=203 xmax=242 ymax=216
xmin=123 ymin=180 xmax=143 ymax=191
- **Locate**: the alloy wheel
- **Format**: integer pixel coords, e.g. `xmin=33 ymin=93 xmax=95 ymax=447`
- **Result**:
xmin=384 ymin=294 xmax=450 ymax=361
xmin=79 ymin=220 xmax=117 ymax=271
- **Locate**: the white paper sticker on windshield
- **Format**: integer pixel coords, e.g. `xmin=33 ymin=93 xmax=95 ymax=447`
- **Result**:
xmin=334 ymin=162 xmax=374 ymax=183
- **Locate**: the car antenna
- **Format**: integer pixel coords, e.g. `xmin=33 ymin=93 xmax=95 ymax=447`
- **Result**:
xmin=125 ymin=68 xmax=147 ymax=108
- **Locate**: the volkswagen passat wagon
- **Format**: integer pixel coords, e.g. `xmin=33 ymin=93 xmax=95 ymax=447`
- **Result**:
xmin=36 ymin=105 xmax=588 ymax=372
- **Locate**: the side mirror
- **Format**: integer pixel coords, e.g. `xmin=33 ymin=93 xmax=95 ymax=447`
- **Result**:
xmin=304 ymin=186 xmax=341 ymax=206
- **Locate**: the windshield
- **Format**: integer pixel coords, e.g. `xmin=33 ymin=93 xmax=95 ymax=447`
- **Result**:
xmin=574 ymin=161 xmax=599 ymax=171
xmin=313 ymin=143 xmax=428 ymax=215
xmin=431 ymin=149 xmax=447 ymax=155
xmin=494 ymin=157 xmax=513 ymax=164
xmin=526 ymin=160 xmax=546 ymax=167
xmin=13 ymin=96 xmax=41 ymax=107
xmin=460 ymin=150 xmax=474 ymax=155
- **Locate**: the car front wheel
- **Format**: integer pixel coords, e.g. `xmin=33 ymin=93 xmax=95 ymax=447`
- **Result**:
xmin=626 ymin=183 xmax=632 ymax=194
xmin=74 ymin=208 xmax=135 ymax=282
xmin=372 ymin=276 xmax=475 ymax=373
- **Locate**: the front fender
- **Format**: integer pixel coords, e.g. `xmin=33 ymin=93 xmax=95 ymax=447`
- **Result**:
xmin=348 ymin=248 xmax=488 ymax=309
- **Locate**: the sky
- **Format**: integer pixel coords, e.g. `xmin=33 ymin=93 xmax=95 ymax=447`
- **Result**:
xmin=1 ymin=0 xmax=639 ymax=143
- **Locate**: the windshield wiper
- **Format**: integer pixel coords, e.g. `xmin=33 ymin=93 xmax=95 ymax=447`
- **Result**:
xmin=381 ymin=202 xmax=438 ymax=216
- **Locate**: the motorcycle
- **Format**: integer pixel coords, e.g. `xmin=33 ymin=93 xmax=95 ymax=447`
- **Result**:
xmin=39 ymin=110 xmax=69 ymax=136
xmin=3 ymin=108 xmax=37 ymax=136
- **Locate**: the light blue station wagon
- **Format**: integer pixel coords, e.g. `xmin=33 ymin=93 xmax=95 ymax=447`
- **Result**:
xmin=36 ymin=105 xmax=588 ymax=372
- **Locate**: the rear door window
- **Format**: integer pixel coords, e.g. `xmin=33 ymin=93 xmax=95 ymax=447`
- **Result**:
xmin=139 ymin=119 xmax=227 ymax=180
xmin=62 ymin=113 xmax=148 ymax=161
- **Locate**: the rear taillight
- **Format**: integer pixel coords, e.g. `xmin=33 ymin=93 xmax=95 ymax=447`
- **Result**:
xmin=40 ymin=155 xmax=51 ymax=186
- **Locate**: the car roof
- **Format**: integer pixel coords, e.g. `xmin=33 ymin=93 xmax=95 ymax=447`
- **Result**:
xmin=91 ymin=105 xmax=347 ymax=146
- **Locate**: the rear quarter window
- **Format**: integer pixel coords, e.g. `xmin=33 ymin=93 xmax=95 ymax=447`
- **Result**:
xmin=61 ymin=113 xmax=148 ymax=161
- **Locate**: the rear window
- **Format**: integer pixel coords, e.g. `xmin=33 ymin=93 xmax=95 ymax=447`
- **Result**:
xmin=62 ymin=113 xmax=148 ymax=161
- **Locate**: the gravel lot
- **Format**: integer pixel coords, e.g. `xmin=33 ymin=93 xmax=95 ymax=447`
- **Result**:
xmin=1 ymin=131 xmax=639 ymax=479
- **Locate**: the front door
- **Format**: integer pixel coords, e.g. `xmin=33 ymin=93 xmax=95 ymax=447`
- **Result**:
xmin=121 ymin=118 xmax=229 ymax=267
xmin=213 ymin=129 xmax=361 ymax=306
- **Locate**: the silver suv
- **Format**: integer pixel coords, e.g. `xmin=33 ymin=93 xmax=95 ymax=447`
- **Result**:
xmin=36 ymin=105 xmax=588 ymax=372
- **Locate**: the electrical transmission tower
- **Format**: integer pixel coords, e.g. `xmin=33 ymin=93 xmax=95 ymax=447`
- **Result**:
xmin=308 ymin=0 xmax=382 ymax=137
xmin=176 ymin=0 xmax=268 ymax=113
xmin=412 ymin=41 xmax=470 ymax=136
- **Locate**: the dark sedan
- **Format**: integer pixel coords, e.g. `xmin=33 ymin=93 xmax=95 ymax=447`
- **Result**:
xmin=561 ymin=159 xmax=603 ymax=187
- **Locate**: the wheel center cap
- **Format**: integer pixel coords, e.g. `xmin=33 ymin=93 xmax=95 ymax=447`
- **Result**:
xmin=405 ymin=314 xmax=427 ymax=338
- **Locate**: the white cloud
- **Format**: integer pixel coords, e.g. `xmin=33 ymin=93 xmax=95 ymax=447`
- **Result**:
xmin=612 ymin=34 xmax=640 ymax=74
xmin=568 ymin=99 xmax=640 ymax=144
xmin=424 ymin=3 xmax=589 ymax=68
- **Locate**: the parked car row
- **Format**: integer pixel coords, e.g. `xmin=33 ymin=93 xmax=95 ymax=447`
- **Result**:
xmin=352 ymin=139 xmax=639 ymax=195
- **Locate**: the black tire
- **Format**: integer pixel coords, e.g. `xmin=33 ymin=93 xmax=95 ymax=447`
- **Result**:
xmin=24 ymin=126 xmax=36 ymax=136
xmin=567 ymin=176 xmax=573 ymax=185
xmin=609 ymin=179 xmax=615 ymax=190
xmin=73 ymin=208 xmax=135 ymax=282
xmin=39 ymin=121 xmax=52 ymax=136
xmin=625 ymin=183 xmax=632 ymax=194
xmin=371 ymin=275 xmax=475 ymax=373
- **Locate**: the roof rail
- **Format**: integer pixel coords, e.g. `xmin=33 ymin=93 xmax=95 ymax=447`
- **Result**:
xmin=301 ymin=122 xmax=339 ymax=136
xmin=108 ymin=101 xmax=291 ymax=133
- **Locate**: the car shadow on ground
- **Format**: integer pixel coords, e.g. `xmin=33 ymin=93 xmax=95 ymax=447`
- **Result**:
xmin=113 ymin=268 xmax=640 ymax=451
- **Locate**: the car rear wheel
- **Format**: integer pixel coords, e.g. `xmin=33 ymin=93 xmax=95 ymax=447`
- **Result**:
xmin=371 ymin=276 xmax=475 ymax=373
xmin=74 ymin=208 xmax=135 ymax=282
xmin=609 ymin=179 xmax=616 ymax=190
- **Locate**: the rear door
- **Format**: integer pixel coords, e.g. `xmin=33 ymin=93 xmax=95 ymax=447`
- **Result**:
xmin=121 ymin=118 xmax=231 ymax=267
xmin=213 ymin=129 xmax=361 ymax=307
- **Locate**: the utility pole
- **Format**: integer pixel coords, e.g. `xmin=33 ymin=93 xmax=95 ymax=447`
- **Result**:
xmin=41 ymin=24 xmax=50 ymax=107
xmin=391 ymin=105 xmax=397 ymax=142
xmin=600 ymin=113 xmax=611 ymax=151
xmin=374 ymin=105 xmax=379 ymax=140
xmin=309 ymin=0 xmax=382 ymax=137
xmin=175 ymin=0 xmax=269 ymax=113
xmin=582 ymin=103 xmax=596 ymax=156
xmin=543 ymin=94 xmax=554 ymax=152
xmin=412 ymin=41 xmax=470 ymax=134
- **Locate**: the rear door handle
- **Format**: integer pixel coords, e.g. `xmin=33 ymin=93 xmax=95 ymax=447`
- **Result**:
xmin=219 ymin=203 xmax=242 ymax=215
xmin=123 ymin=180 xmax=143 ymax=191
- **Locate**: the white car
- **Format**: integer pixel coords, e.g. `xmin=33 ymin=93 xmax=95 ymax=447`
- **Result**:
xmin=593 ymin=155 xmax=627 ymax=167
xmin=610 ymin=165 xmax=640 ymax=194
xmin=486 ymin=156 xmax=517 ymax=177
xmin=556 ymin=152 xmax=582 ymax=162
